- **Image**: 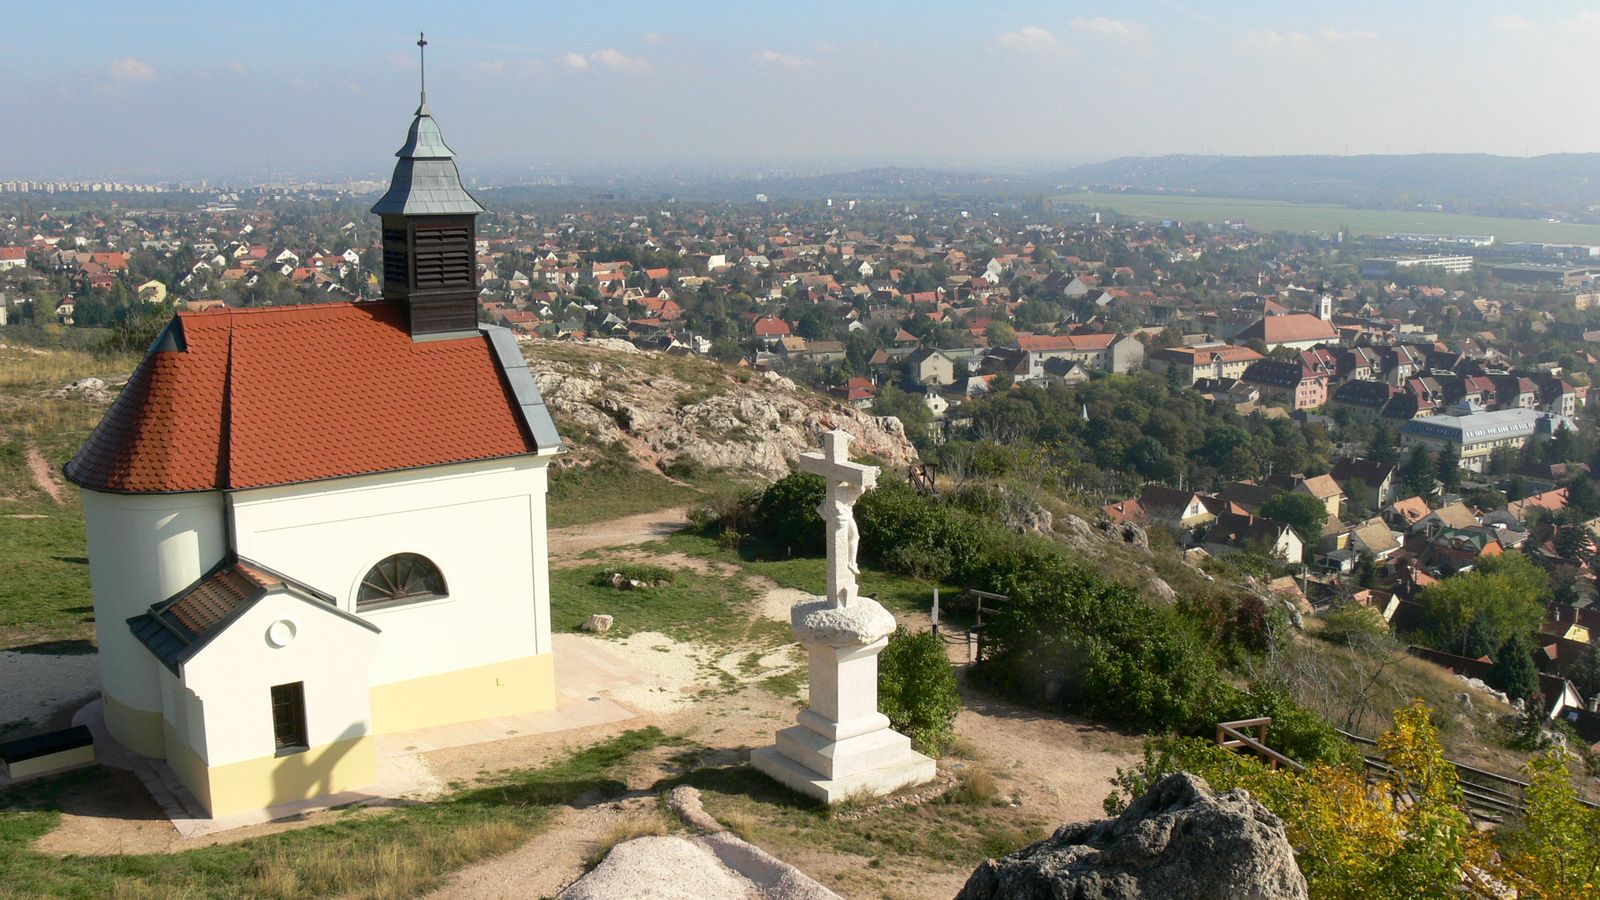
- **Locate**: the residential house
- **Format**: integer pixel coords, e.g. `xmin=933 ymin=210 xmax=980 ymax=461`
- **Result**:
xmin=1201 ymin=511 xmax=1305 ymax=562
xmin=1138 ymin=484 xmax=1217 ymax=531
xmin=1147 ymin=343 xmax=1264 ymax=385
xmin=1240 ymin=359 xmax=1328 ymax=410
xmin=1330 ymin=457 xmax=1398 ymax=512
xmin=906 ymin=347 xmax=957 ymax=387
xmin=1410 ymin=501 xmax=1480 ymax=538
xmin=1015 ymin=332 xmax=1144 ymax=375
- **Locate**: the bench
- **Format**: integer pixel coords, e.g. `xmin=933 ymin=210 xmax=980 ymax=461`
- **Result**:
xmin=1 ymin=725 xmax=96 ymax=780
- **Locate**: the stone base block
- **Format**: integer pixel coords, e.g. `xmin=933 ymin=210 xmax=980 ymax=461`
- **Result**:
xmin=751 ymin=743 xmax=936 ymax=805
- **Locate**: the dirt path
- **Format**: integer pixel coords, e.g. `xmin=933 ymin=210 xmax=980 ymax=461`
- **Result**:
xmin=952 ymin=682 xmax=1142 ymax=826
xmin=547 ymin=507 xmax=689 ymax=558
xmin=25 ymin=444 xmax=64 ymax=504
xmin=430 ymin=794 xmax=661 ymax=900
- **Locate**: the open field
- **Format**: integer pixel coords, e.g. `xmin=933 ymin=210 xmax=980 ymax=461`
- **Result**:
xmin=1057 ymin=191 xmax=1600 ymax=244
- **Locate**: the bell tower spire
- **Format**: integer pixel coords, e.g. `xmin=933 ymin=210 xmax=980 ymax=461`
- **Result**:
xmin=417 ymin=32 xmax=428 ymax=108
xmin=371 ymin=35 xmax=486 ymax=341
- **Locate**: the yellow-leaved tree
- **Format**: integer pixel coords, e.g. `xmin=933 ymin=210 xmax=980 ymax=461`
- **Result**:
xmin=1501 ymin=750 xmax=1600 ymax=897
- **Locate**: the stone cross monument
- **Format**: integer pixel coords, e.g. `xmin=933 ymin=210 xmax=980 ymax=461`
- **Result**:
xmin=752 ymin=430 xmax=937 ymax=804
xmin=803 ymin=430 xmax=875 ymax=608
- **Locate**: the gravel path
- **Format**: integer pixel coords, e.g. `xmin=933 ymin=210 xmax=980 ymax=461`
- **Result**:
xmin=0 ymin=649 xmax=98 ymax=729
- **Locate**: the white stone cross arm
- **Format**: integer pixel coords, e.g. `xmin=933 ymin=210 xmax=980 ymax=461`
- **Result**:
xmin=798 ymin=430 xmax=878 ymax=608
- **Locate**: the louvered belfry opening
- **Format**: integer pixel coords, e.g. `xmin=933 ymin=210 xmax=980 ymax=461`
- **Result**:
xmin=380 ymin=213 xmax=479 ymax=337
xmin=371 ymin=100 xmax=487 ymax=340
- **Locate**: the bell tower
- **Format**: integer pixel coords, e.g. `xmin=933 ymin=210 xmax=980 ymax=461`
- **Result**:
xmin=371 ymin=33 xmax=486 ymax=340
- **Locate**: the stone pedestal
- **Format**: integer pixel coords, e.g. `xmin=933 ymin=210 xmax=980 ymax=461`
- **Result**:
xmin=752 ymin=596 xmax=936 ymax=804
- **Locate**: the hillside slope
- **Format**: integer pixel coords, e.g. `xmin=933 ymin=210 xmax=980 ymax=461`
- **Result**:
xmin=524 ymin=338 xmax=917 ymax=480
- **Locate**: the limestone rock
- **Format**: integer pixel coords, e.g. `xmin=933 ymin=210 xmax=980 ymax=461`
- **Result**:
xmin=582 ymin=614 xmax=614 ymax=633
xmin=526 ymin=339 xmax=916 ymax=481
xmin=956 ymin=772 xmax=1307 ymax=900
xmin=1101 ymin=520 xmax=1151 ymax=552
xmin=1145 ymin=577 xmax=1176 ymax=606
xmin=790 ymin=596 xmax=896 ymax=648
xmin=1056 ymin=513 xmax=1099 ymax=554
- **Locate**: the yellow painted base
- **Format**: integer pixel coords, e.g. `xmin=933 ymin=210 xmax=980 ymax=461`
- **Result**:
xmin=165 ymin=726 xmax=378 ymax=819
xmin=369 ymin=652 xmax=556 ymax=734
xmin=1 ymin=745 xmax=96 ymax=780
xmin=103 ymin=693 xmax=166 ymax=759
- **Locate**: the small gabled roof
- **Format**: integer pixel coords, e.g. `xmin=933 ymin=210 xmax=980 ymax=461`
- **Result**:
xmin=128 ymin=557 xmax=378 ymax=674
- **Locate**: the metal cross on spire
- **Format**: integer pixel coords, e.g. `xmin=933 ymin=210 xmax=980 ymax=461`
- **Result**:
xmin=417 ymin=32 xmax=428 ymax=106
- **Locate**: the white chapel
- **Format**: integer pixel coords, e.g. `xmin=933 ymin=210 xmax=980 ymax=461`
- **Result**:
xmin=64 ymin=94 xmax=563 ymax=817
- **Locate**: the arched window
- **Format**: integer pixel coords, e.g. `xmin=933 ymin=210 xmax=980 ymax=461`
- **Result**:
xmin=357 ymin=553 xmax=447 ymax=611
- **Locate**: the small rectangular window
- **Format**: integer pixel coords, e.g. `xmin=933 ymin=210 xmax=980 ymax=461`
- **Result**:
xmin=271 ymin=682 xmax=308 ymax=754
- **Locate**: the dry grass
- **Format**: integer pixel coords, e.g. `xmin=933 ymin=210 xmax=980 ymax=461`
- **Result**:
xmin=715 ymin=809 xmax=760 ymax=842
xmin=250 ymin=819 xmax=528 ymax=899
xmin=948 ymin=769 xmax=1001 ymax=806
xmin=585 ymin=811 xmax=672 ymax=867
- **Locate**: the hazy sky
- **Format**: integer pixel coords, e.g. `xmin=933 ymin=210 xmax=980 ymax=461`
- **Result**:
xmin=3 ymin=1 xmax=1597 ymax=181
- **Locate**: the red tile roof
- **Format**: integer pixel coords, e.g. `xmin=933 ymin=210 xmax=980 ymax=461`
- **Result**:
xmin=1017 ymin=332 xmax=1118 ymax=352
xmin=66 ymin=301 xmax=537 ymax=493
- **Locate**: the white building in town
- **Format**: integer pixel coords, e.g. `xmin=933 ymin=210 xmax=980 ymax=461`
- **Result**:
xmin=1399 ymin=403 xmax=1576 ymax=472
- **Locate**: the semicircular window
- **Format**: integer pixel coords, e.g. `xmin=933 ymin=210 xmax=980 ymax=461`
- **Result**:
xmin=357 ymin=553 xmax=448 ymax=611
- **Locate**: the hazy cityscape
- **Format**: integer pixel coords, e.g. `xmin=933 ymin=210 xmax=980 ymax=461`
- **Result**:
xmin=5 ymin=4 xmax=1600 ymax=898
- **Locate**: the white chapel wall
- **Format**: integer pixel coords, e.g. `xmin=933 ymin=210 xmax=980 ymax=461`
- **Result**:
xmin=181 ymin=592 xmax=378 ymax=767
xmin=227 ymin=456 xmax=553 ymax=688
xmin=82 ymin=489 xmax=228 ymax=715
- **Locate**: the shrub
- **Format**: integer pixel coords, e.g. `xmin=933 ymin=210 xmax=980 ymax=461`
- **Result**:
xmin=974 ymin=558 xmax=1218 ymax=730
xmin=1317 ymin=603 xmax=1392 ymax=647
xmin=748 ymin=472 xmax=825 ymax=554
xmin=878 ymin=626 xmax=962 ymax=756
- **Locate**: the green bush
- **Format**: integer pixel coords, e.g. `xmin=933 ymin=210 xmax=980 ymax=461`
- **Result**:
xmin=878 ymin=627 xmax=962 ymax=755
xmin=748 ymin=473 xmax=825 ymax=554
xmin=974 ymin=557 xmax=1218 ymax=730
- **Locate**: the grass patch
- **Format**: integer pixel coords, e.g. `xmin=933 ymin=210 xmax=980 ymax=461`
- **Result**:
xmin=547 ymin=457 xmax=704 ymax=529
xmin=0 ymin=727 xmax=676 ymax=899
xmin=585 ymin=810 xmax=673 ymax=867
xmin=654 ymin=531 xmax=954 ymax=617
xmin=0 ymin=499 xmax=98 ymax=647
xmin=0 ymin=344 xmax=137 ymax=648
xmin=758 ymin=666 xmax=807 ymax=701
xmin=550 ymin=563 xmax=786 ymax=647
xmin=664 ymin=764 xmax=1045 ymax=878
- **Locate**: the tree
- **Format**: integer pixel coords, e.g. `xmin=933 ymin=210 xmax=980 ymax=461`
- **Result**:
xmin=1418 ymin=553 xmax=1548 ymax=657
xmin=1503 ymin=750 xmax=1600 ymax=897
xmin=1261 ymin=492 xmax=1330 ymax=547
xmin=878 ymin=627 xmax=961 ymax=755
xmin=1489 ymin=633 xmax=1540 ymax=702
xmin=1435 ymin=441 xmax=1461 ymax=493
xmin=987 ymin=319 xmax=1016 ymax=346
xmin=1368 ymin=421 xmax=1399 ymax=467
xmin=1400 ymin=444 xmax=1437 ymax=498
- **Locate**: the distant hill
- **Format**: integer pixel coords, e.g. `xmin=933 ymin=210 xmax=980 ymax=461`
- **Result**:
xmin=1055 ymin=153 xmax=1600 ymax=222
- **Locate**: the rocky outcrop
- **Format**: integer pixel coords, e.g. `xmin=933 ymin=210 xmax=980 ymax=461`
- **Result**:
xmin=525 ymin=340 xmax=916 ymax=480
xmin=956 ymin=773 xmax=1307 ymax=900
